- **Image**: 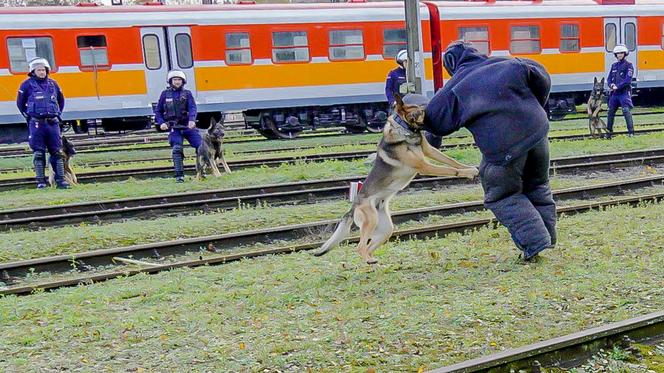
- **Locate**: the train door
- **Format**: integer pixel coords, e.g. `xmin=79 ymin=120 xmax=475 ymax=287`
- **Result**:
xmin=604 ymin=18 xmax=638 ymax=78
xmin=140 ymin=26 xmax=197 ymax=105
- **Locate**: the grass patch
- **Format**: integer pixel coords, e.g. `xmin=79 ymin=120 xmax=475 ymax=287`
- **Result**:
xmin=0 ymin=201 xmax=662 ymax=371
xmin=0 ymin=173 xmax=650 ymax=263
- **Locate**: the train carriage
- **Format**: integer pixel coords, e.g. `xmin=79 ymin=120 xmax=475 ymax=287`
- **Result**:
xmin=0 ymin=0 xmax=663 ymax=143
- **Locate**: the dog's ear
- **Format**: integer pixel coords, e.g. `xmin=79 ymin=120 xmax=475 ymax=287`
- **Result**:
xmin=600 ymin=77 xmax=605 ymax=86
xmin=594 ymin=77 xmax=598 ymax=85
xmin=208 ymin=117 xmax=217 ymax=131
xmin=394 ymin=92 xmax=407 ymax=118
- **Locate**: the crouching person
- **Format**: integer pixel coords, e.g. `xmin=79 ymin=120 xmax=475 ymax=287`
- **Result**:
xmin=422 ymin=41 xmax=556 ymax=261
xmin=154 ymin=70 xmax=200 ymax=183
xmin=16 ymin=57 xmax=69 ymax=189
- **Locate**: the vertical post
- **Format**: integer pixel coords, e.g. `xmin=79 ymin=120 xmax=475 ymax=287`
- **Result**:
xmin=404 ymin=0 xmax=423 ymax=94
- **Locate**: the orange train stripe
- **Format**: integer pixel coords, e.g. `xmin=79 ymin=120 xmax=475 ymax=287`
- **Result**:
xmin=0 ymin=70 xmax=146 ymax=101
xmin=638 ymin=50 xmax=664 ymax=70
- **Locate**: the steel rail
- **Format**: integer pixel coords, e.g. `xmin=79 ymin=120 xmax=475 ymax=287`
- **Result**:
xmin=1 ymin=184 xmax=663 ymax=294
xmin=3 ymin=144 xmax=664 ymax=192
xmin=429 ymin=311 xmax=664 ymax=372
xmin=1 ymin=156 xmax=663 ymax=231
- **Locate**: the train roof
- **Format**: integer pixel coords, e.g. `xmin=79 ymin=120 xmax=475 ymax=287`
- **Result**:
xmin=1 ymin=0 xmax=663 ymax=29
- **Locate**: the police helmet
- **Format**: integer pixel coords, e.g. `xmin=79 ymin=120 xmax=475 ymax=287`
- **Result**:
xmin=395 ymin=50 xmax=408 ymax=66
xmin=28 ymin=57 xmax=51 ymax=73
xmin=167 ymin=70 xmax=187 ymax=84
xmin=613 ymin=44 xmax=629 ymax=56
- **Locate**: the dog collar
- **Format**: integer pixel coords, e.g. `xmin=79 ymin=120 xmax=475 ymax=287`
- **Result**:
xmin=392 ymin=115 xmax=417 ymax=135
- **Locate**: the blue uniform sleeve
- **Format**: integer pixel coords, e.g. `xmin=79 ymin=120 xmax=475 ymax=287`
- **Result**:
xmin=385 ymin=74 xmax=395 ymax=106
xmin=423 ymin=90 xmax=462 ymax=137
xmin=520 ymin=59 xmax=551 ymax=108
xmin=616 ymin=63 xmax=634 ymax=90
xmin=53 ymin=81 xmax=65 ymax=112
xmin=187 ymin=91 xmax=197 ymax=121
xmin=154 ymin=91 xmax=166 ymax=125
xmin=16 ymin=80 xmax=30 ymax=118
xmin=607 ymin=63 xmax=616 ymax=87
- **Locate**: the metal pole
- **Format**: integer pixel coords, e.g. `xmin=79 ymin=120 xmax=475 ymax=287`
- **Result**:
xmin=404 ymin=0 xmax=423 ymax=94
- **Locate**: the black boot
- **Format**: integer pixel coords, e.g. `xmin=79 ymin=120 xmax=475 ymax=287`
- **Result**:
xmin=51 ymin=153 xmax=70 ymax=189
xmin=33 ymin=151 xmax=47 ymax=188
xmin=172 ymin=144 xmax=185 ymax=182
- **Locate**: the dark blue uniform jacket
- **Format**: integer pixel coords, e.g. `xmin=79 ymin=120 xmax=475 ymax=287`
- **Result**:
xmin=385 ymin=67 xmax=407 ymax=106
xmin=607 ymin=59 xmax=633 ymax=96
xmin=154 ymin=87 xmax=197 ymax=127
xmin=16 ymin=76 xmax=65 ymax=119
xmin=423 ymin=48 xmax=551 ymax=164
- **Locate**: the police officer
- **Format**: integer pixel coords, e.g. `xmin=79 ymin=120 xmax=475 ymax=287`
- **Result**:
xmin=606 ymin=44 xmax=635 ymax=138
xmin=385 ymin=50 xmax=408 ymax=108
xmin=153 ymin=70 xmax=200 ymax=183
xmin=421 ymin=41 xmax=555 ymax=261
xmin=16 ymin=57 xmax=69 ymax=189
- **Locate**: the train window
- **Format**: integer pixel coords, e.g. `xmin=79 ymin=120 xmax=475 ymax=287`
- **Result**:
xmin=77 ymin=35 xmax=109 ymax=69
xmin=605 ymin=23 xmax=617 ymax=52
xmin=458 ymin=27 xmax=489 ymax=55
xmin=272 ymin=31 xmax=309 ymax=63
xmin=225 ymin=32 xmax=252 ymax=65
xmin=383 ymin=28 xmax=407 ymax=58
xmin=329 ymin=30 xmax=365 ymax=61
xmin=560 ymin=24 xmax=580 ymax=52
xmin=175 ymin=33 xmax=193 ymax=69
xmin=625 ymin=23 xmax=636 ymax=51
xmin=7 ymin=37 xmax=56 ymax=73
xmin=142 ymin=34 xmax=161 ymax=70
xmin=510 ymin=26 xmax=540 ymax=54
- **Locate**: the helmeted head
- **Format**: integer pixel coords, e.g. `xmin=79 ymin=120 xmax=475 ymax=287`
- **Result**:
xmin=167 ymin=70 xmax=187 ymax=88
xmin=395 ymin=49 xmax=408 ymax=67
xmin=613 ymin=44 xmax=628 ymax=60
xmin=443 ymin=40 xmax=481 ymax=77
xmin=28 ymin=57 xmax=51 ymax=78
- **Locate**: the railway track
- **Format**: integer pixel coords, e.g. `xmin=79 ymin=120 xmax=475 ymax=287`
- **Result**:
xmin=429 ymin=310 xmax=664 ymax=372
xmin=1 ymin=148 xmax=664 ymax=230
xmin=1 ymin=137 xmax=664 ymax=191
xmin=1 ymin=177 xmax=663 ymax=295
xmin=1 ymin=110 xmax=662 ymax=158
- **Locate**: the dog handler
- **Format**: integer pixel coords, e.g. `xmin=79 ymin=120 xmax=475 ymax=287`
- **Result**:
xmin=421 ymin=41 xmax=556 ymax=261
xmin=606 ymin=44 xmax=635 ymax=138
xmin=154 ymin=70 xmax=200 ymax=183
xmin=16 ymin=57 xmax=69 ymax=189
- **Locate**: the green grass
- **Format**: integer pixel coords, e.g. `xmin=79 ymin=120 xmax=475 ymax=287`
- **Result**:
xmin=1 ymin=201 xmax=662 ymax=371
xmin=0 ymin=173 xmax=651 ymax=264
xmin=2 ymin=129 xmax=664 ymax=210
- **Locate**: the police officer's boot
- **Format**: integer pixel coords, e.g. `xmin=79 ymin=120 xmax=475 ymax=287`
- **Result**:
xmin=623 ymin=107 xmax=635 ymax=137
xmin=33 ymin=151 xmax=47 ymax=188
xmin=52 ymin=153 xmax=70 ymax=189
xmin=172 ymin=144 xmax=185 ymax=182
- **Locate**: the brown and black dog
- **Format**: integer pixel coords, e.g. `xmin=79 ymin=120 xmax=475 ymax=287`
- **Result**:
xmin=314 ymin=94 xmax=478 ymax=264
xmin=588 ymin=77 xmax=608 ymax=138
xmin=196 ymin=117 xmax=231 ymax=179
xmin=48 ymin=135 xmax=78 ymax=187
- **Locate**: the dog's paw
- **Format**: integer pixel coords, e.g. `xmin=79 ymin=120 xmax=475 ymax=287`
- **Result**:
xmin=458 ymin=167 xmax=479 ymax=179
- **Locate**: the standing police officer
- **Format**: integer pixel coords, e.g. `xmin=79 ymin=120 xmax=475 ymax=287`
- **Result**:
xmin=421 ymin=41 xmax=556 ymax=262
xmin=385 ymin=50 xmax=408 ymax=108
xmin=606 ymin=44 xmax=635 ymax=138
xmin=16 ymin=57 xmax=69 ymax=189
xmin=153 ymin=70 xmax=199 ymax=183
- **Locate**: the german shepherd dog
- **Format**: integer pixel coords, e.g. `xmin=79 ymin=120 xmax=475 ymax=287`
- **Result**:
xmin=588 ymin=77 xmax=608 ymax=138
xmin=49 ymin=135 xmax=78 ymax=187
xmin=196 ymin=117 xmax=231 ymax=179
xmin=314 ymin=94 xmax=479 ymax=264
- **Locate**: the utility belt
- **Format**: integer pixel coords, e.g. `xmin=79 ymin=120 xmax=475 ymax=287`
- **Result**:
xmin=168 ymin=120 xmax=189 ymax=130
xmin=30 ymin=116 xmax=59 ymax=124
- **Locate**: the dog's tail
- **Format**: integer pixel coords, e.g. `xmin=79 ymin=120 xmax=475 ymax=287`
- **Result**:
xmin=312 ymin=206 xmax=356 ymax=257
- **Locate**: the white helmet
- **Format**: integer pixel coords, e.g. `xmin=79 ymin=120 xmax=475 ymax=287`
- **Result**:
xmin=395 ymin=49 xmax=408 ymax=65
xmin=613 ymin=44 xmax=629 ymax=56
xmin=28 ymin=57 xmax=51 ymax=73
xmin=167 ymin=70 xmax=187 ymax=83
